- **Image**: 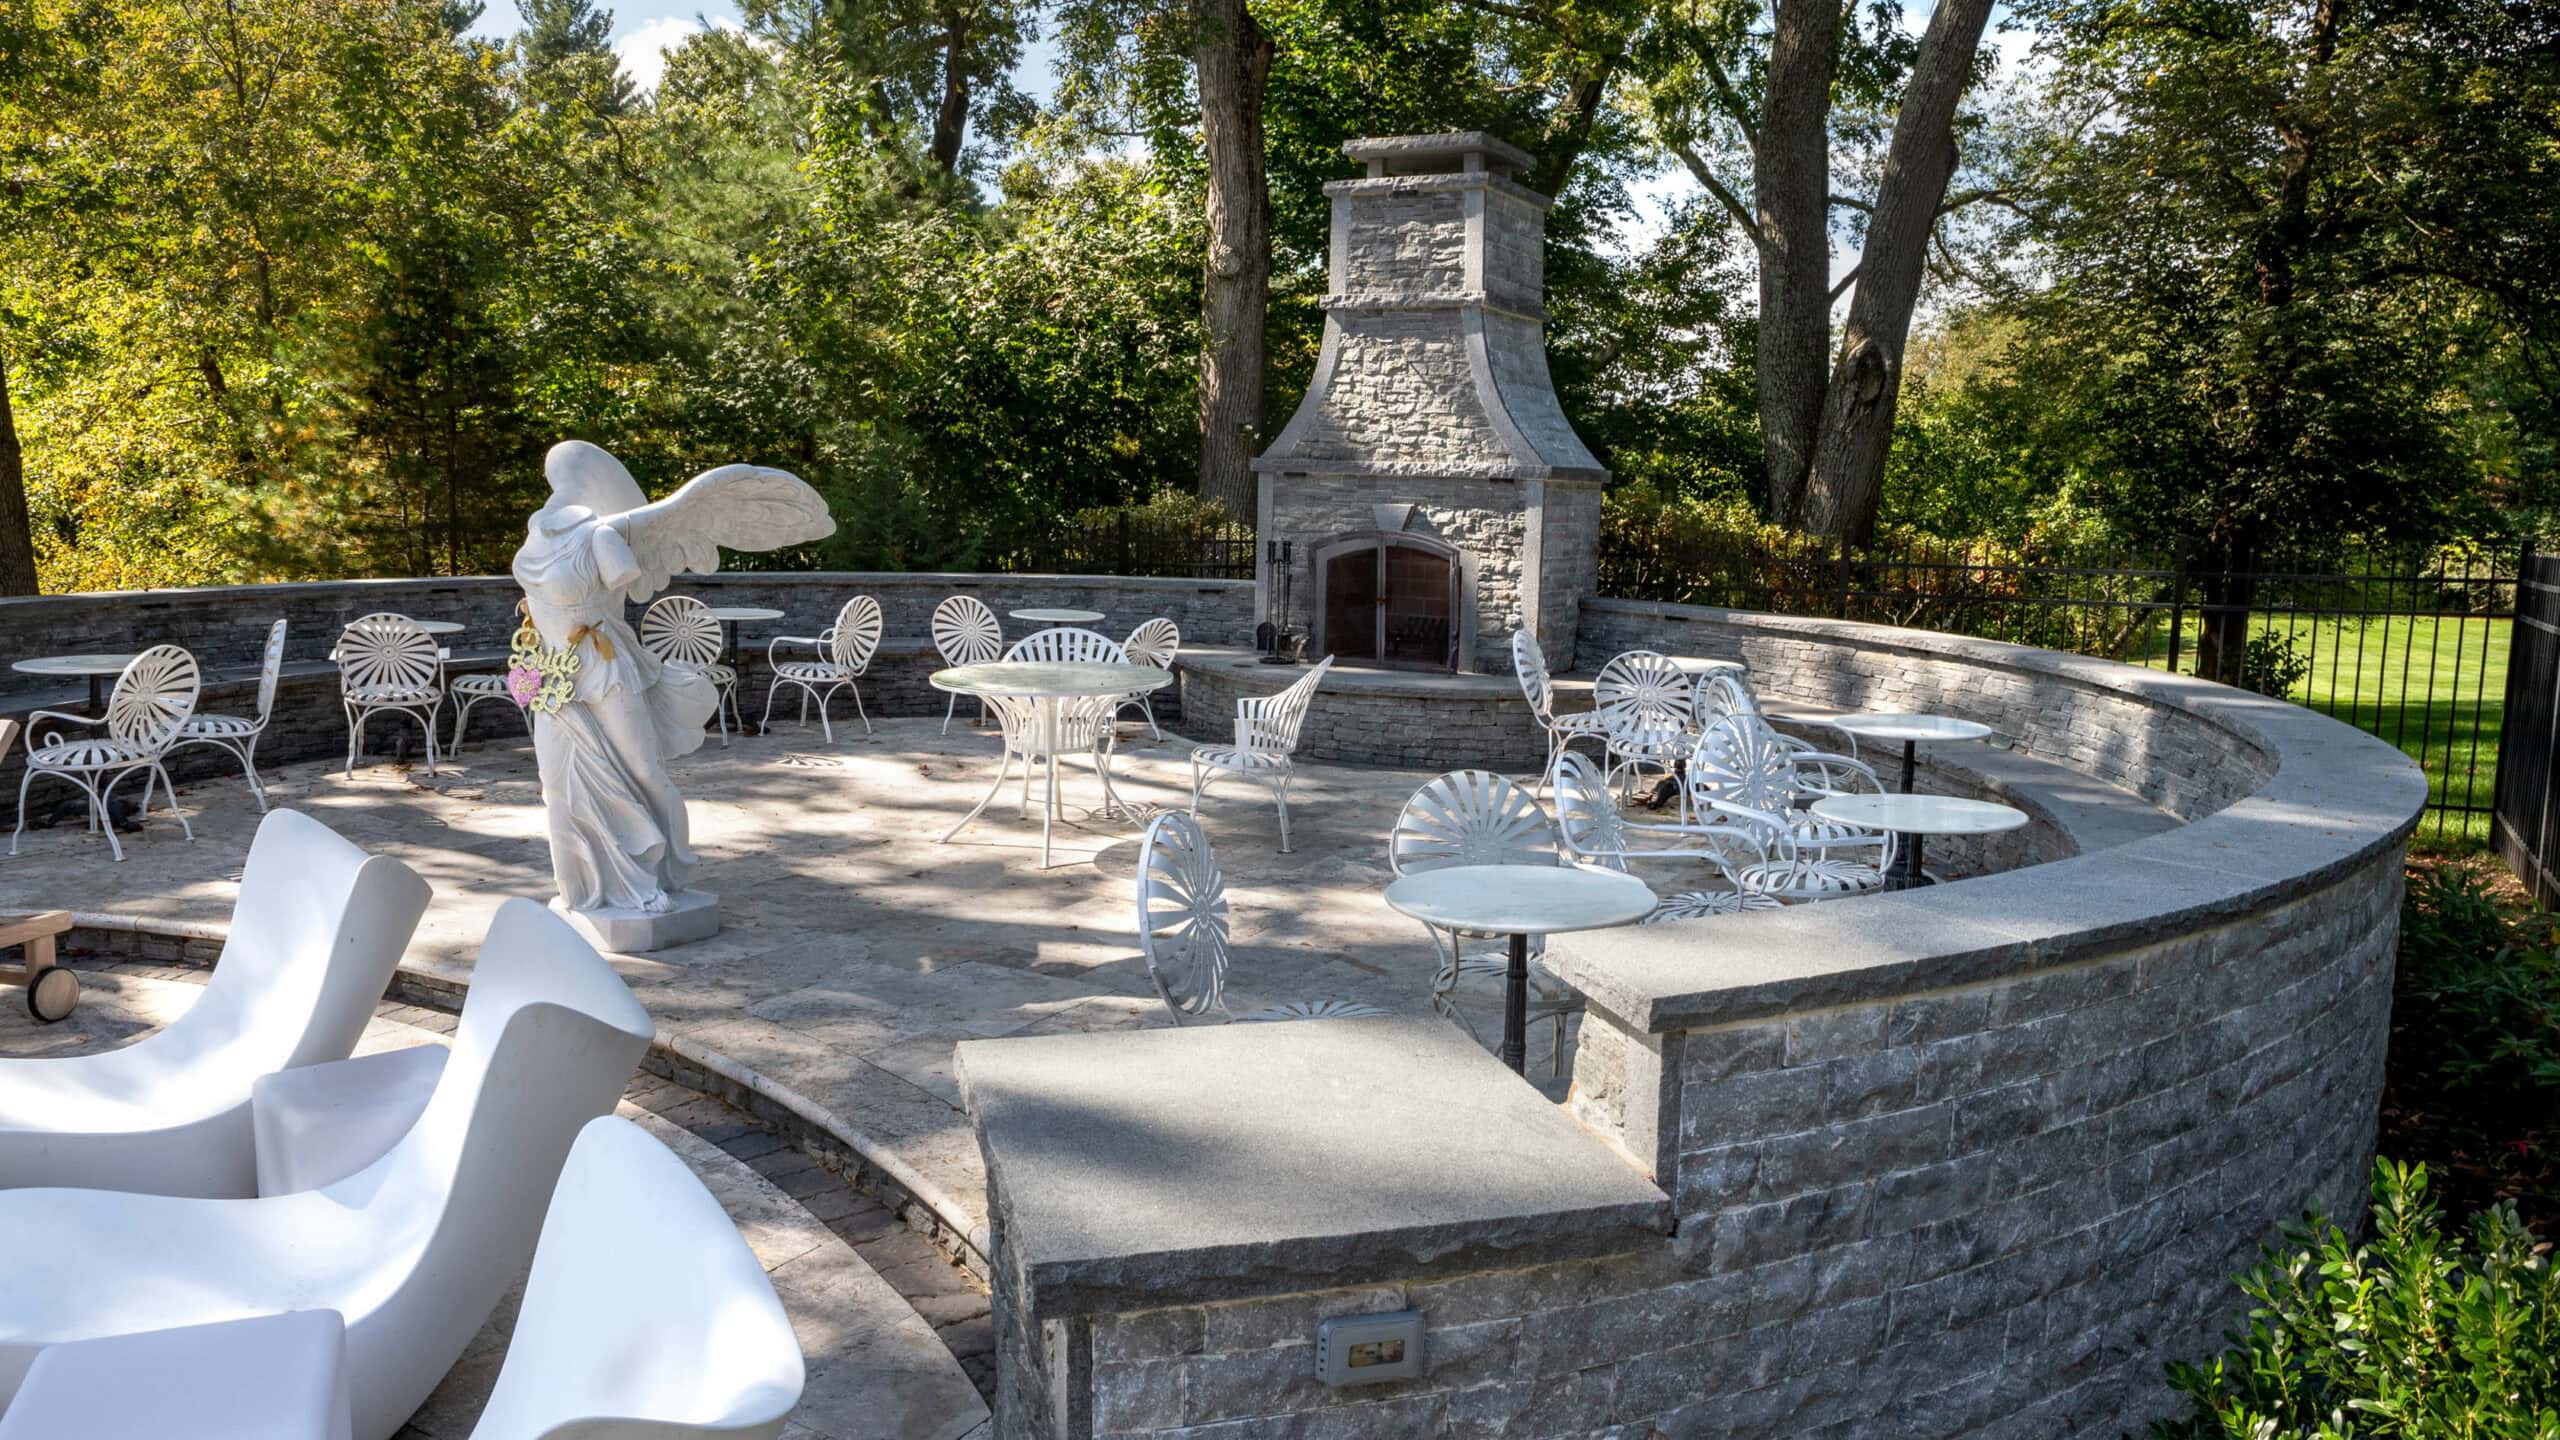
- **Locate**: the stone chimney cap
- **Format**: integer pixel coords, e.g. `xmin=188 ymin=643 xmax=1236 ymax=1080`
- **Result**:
xmin=1342 ymin=131 xmax=1535 ymax=179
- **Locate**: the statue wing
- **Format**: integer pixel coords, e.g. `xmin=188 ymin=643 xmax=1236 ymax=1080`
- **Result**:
xmin=605 ymin=464 xmax=836 ymax=604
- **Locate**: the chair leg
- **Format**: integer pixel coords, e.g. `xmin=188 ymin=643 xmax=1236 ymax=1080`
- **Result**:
xmin=154 ymin=764 xmax=194 ymax=842
xmin=849 ymin=682 xmax=871 ymax=736
xmin=84 ymin=774 xmax=126 ymax=862
xmin=760 ymin=681 xmax=783 ymax=734
xmin=942 ymin=693 xmax=959 ymax=736
xmin=715 ymin=683 xmax=732 ymax=748
xmin=815 ymin=685 xmax=836 ymax=744
xmin=240 ymin=736 xmax=270 ymax=813
xmin=9 ymin=766 xmax=33 ymax=856
xmin=1188 ymin=758 xmax=1206 ymax=817
xmin=422 ymin=706 xmax=441 ymax=776
xmin=346 ymin=708 xmax=367 ymax=778
xmin=1274 ymin=771 xmax=1295 ymax=854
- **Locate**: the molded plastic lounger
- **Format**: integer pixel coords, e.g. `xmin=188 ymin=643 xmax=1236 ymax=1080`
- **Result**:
xmin=0 ymin=807 xmax=432 ymax=1196
xmin=0 ymin=897 xmax=656 ymax=1440
xmin=467 ymin=1115 xmax=805 ymax=1439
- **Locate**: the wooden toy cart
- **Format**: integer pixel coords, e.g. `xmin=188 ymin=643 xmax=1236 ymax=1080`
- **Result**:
xmin=0 ymin=910 xmax=77 ymax=1022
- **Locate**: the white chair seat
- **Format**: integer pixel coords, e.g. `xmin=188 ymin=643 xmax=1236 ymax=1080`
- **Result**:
xmin=1737 ymin=856 xmax=1889 ymax=898
xmin=0 ymin=1310 xmax=351 ymax=1440
xmin=1789 ymin=814 xmax=1889 ymax=850
xmin=1552 ymin=711 xmax=1609 ymax=736
xmin=1237 ymin=998 xmax=1392 ymax=1023
xmin=771 ymin=660 xmax=851 ymax=683
xmin=1645 ymin=889 xmax=1787 ymax=924
xmin=448 ymin=674 xmax=511 ymax=697
xmin=27 ymin=738 xmax=149 ymax=769
xmin=344 ymin=683 xmax=439 ymax=705
xmin=178 ymin=713 xmax=261 ymax=739
xmin=692 ymin=662 xmax=738 ymax=686
xmin=1190 ymin=743 xmax=1290 ymax=772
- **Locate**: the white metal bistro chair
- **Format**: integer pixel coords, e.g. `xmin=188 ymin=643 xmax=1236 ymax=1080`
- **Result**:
xmin=11 ymin=645 xmax=200 ymax=862
xmin=761 ymin=596 xmax=883 ymax=741
xmin=930 ymin=595 xmax=1003 ymax=734
xmin=447 ymin=667 xmax=530 ymax=754
xmin=1592 ymin=649 xmax=1697 ymax=814
xmin=335 ymin=614 xmax=445 ymax=777
xmin=1693 ymin=667 xmax=1860 ymax=765
xmin=1512 ymin=628 xmax=1607 ymax=791
xmin=169 ymin=618 xmax=287 ymax=813
xmin=1387 ymin=769 xmax=1578 ymax=1072
xmin=1118 ymin=617 xmax=1181 ymax=740
xmin=1685 ymin=715 xmax=1896 ymax=900
xmin=1549 ymin=752 xmax=1785 ymax=923
xmin=463 ymin=1116 xmax=804 ymax=1440
xmin=1137 ymin=811 xmax=1385 ymax=1025
xmin=987 ymin=627 xmax=1130 ymax=816
xmin=640 ymin=594 xmax=740 ymax=747
xmin=1188 ymin=656 xmax=1332 ymax=854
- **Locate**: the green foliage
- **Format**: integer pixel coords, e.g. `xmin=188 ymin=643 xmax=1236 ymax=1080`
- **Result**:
xmin=2238 ymin=631 xmax=2312 ymax=699
xmin=2397 ymin=868 xmax=2560 ymax=1123
xmin=2152 ymin=1160 xmax=2560 ymax=1440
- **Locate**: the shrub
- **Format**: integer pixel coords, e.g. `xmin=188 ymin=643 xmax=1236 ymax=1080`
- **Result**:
xmin=2152 ymin=1160 xmax=2560 ymax=1440
xmin=2240 ymin=631 xmax=2314 ymax=698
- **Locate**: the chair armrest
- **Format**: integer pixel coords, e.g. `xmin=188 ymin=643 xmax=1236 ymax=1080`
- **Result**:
xmin=765 ymin=634 xmax=827 ymax=664
xmin=251 ymin=1044 xmax=447 ymax=1196
xmin=23 ymin=710 xmax=102 ymax=755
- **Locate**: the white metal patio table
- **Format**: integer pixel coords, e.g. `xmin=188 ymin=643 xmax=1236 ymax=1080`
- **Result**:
xmin=405 ymin=619 xmax=466 ymax=636
xmin=932 ymin=660 xmax=1171 ymax=868
xmin=12 ymin=653 xmax=139 ymax=716
xmin=1382 ymin=864 xmax=1655 ymax=1075
xmin=1824 ymin=712 xmax=1995 ymax=792
xmin=1809 ymin=793 xmax=2027 ymax=892
xmin=1009 ymin=607 xmax=1106 ymax=627
xmin=704 ymin=605 xmax=786 ymax=732
xmin=1666 ymin=655 xmax=1744 ymax=675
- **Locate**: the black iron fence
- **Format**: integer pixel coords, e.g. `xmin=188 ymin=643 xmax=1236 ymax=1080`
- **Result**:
xmin=2496 ymin=552 xmax=2560 ymax=901
xmin=986 ymin=513 xmax=1257 ymax=581
xmin=1600 ymin=529 xmax=2526 ymax=845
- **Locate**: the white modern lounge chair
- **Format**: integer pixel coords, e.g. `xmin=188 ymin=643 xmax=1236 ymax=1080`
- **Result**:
xmin=10 ymin=644 xmax=201 ymax=862
xmin=336 ymin=613 xmax=446 ymax=777
xmin=0 ymin=1310 xmax=353 ymax=1440
xmin=1187 ymin=656 xmax=1332 ymax=853
xmin=0 ymin=896 xmax=656 ymax=1440
xmin=465 ymin=1116 xmax=804 ymax=1440
xmin=639 ymin=594 xmax=741 ymax=747
xmin=1118 ymin=617 xmax=1181 ymax=740
xmin=170 ymin=618 xmax=288 ymax=812
xmin=0 ymin=808 xmax=432 ymax=1196
xmin=1136 ymin=811 xmax=1385 ymax=1025
xmin=762 ymin=596 xmax=883 ymax=741
xmin=930 ymin=594 xmax=1002 ymax=733
xmin=1387 ymin=768 xmax=1578 ymax=1070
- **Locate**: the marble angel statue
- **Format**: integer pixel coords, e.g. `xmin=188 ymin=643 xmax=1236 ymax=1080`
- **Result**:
xmin=511 ymin=441 xmax=833 ymax=933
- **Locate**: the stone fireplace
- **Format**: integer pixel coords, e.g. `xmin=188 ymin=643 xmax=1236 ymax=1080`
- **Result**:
xmin=1252 ymin=131 xmax=1609 ymax=674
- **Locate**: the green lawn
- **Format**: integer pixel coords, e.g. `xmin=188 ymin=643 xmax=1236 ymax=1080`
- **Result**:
xmin=2135 ymin=612 xmax=2512 ymax=852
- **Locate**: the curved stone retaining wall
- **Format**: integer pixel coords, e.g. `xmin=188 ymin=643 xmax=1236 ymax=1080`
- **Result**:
xmin=0 ymin=574 xmax=1251 ymax=786
xmin=972 ymin=606 xmax=2425 ymax=1440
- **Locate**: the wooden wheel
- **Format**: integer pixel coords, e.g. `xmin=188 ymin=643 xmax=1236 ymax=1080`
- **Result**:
xmin=27 ymin=965 xmax=77 ymax=1022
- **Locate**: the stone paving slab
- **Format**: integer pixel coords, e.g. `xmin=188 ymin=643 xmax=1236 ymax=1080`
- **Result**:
xmin=0 ymin=973 xmax=991 ymax=1440
xmin=0 ymin=719 xmax=1560 ymax=1242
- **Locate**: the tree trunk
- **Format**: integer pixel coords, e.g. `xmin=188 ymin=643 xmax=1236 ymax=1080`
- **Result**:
xmin=1754 ymin=0 xmax=1841 ymax=527
xmin=929 ymin=15 xmax=971 ymax=176
xmin=1192 ymin=0 xmax=1272 ymax=520
xmin=0 ymin=344 xmax=39 ymax=595
xmin=1800 ymin=0 xmax=1996 ymax=545
xmin=1534 ymin=51 xmax=1621 ymax=200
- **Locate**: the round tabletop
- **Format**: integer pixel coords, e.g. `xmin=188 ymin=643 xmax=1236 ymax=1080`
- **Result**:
xmin=1010 ymin=608 xmax=1105 ymax=625
xmin=1824 ymin=712 xmax=1994 ymax=745
xmin=408 ymin=619 xmax=465 ymax=636
xmin=931 ymin=662 xmax=1171 ymax=699
xmin=1383 ymin=864 xmax=1657 ymax=937
xmin=11 ymin=654 xmax=139 ymax=678
xmin=706 ymin=606 xmax=786 ymax=623
xmin=1667 ymin=656 xmax=1745 ymax=673
xmin=1809 ymin=793 xmax=2029 ymax=836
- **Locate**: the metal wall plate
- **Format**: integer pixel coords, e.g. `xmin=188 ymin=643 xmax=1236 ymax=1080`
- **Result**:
xmin=1314 ymin=1309 xmax=1426 ymax=1387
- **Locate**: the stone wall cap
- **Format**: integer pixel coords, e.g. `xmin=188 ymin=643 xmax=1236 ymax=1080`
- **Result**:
xmin=1547 ymin=601 xmax=2430 ymax=1033
xmin=1343 ymin=131 xmax=1536 ymax=175
xmin=957 ymin=1017 xmax=1670 ymax=1317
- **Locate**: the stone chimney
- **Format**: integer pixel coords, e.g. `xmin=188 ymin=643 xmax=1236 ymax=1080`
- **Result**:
xmin=1251 ymin=131 xmax=1608 ymax=674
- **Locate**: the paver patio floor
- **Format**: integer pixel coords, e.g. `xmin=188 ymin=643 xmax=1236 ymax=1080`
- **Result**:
xmin=0 ymin=717 xmax=1585 ymax=1235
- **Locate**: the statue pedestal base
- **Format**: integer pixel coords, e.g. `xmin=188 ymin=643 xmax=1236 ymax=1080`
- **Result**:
xmin=551 ymin=890 xmax=720 ymax=954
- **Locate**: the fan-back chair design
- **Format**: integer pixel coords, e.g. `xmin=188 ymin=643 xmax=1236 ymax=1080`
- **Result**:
xmin=1137 ymin=812 xmax=1385 ymax=1024
xmin=12 ymin=644 xmax=201 ymax=861
xmin=1188 ymin=656 xmax=1333 ymax=853
xmin=762 ymin=596 xmax=883 ymax=741
xmin=639 ymin=594 xmax=741 ymax=747
xmin=1387 ymin=769 xmax=1578 ymax=1073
